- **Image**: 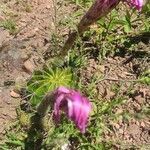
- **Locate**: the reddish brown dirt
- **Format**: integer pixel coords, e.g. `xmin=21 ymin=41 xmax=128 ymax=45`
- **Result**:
xmin=81 ymin=49 xmax=150 ymax=148
xmin=0 ymin=0 xmax=73 ymax=137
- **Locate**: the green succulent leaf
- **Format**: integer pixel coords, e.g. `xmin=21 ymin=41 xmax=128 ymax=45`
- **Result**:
xmin=27 ymin=67 xmax=75 ymax=107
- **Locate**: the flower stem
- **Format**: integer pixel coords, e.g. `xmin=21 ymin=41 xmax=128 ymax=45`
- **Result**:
xmin=25 ymin=92 xmax=54 ymax=149
xmin=37 ymin=92 xmax=53 ymax=118
xmin=60 ymin=0 xmax=121 ymax=56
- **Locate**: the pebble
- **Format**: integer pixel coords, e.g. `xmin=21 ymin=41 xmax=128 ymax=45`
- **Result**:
xmin=97 ymin=65 xmax=105 ymax=73
xmin=46 ymin=5 xmax=51 ymax=9
xmin=15 ymin=76 xmax=27 ymax=89
xmin=114 ymin=123 xmax=120 ymax=129
xmin=134 ymin=95 xmax=144 ymax=104
xmin=20 ymin=52 xmax=29 ymax=61
xmin=140 ymin=122 xmax=145 ymax=128
xmin=119 ymin=128 xmax=124 ymax=134
xmin=23 ymin=59 xmax=35 ymax=73
xmin=10 ymin=90 xmax=20 ymax=98
xmin=127 ymin=124 xmax=140 ymax=136
xmin=0 ymin=15 xmax=4 ymax=21
xmin=118 ymin=116 xmax=123 ymax=124
xmin=136 ymin=120 xmax=140 ymax=126
xmin=116 ymin=108 xmax=123 ymax=114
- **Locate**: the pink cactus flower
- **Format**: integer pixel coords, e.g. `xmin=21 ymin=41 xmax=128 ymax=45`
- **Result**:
xmin=53 ymin=86 xmax=92 ymax=133
xmin=125 ymin=0 xmax=144 ymax=10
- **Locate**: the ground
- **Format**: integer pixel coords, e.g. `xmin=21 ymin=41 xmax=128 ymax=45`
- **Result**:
xmin=0 ymin=0 xmax=150 ymax=149
xmin=0 ymin=0 xmax=73 ymax=137
xmin=82 ymin=53 xmax=150 ymax=148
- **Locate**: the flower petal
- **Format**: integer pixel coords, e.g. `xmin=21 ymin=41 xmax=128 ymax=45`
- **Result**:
xmin=54 ymin=94 xmax=65 ymax=122
xmin=125 ymin=0 xmax=143 ymax=10
xmin=53 ymin=87 xmax=91 ymax=133
xmin=66 ymin=91 xmax=91 ymax=133
xmin=67 ymin=98 xmax=74 ymax=119
xmin=56 ymin=86 xmax=70 ymax=94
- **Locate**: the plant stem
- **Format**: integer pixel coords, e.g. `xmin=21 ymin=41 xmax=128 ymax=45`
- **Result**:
xmin=37 ymin=92 xmax=53 ymax=119
xmin=60 ymin=0 xmax=121 ymax=56
xmin=25 ymin=92 xmax=54 ymax=149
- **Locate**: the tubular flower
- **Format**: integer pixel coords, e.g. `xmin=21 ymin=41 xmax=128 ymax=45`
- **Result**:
xmin=125 ymin=0 xmax=144 ymax=10
xmin=53 ymin=86 xmax=92 ymax=133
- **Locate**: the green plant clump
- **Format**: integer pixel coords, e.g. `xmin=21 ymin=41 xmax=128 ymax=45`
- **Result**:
xmin=0 ymin=19 xmax=17 ymax=34
xmin=27 ymin=65 xmax=75 ymax=107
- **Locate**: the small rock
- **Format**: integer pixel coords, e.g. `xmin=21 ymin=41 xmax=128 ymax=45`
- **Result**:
xmin=97 ymin=65 xmax=105 ymax=73
xmin=136 ymin=121 xmax=140 ymax=126
xmin=118 ymin=116 xmax=123 ymax=124
xmin=119 ymin=128 xmax=124 ymax=134
xmin=61 ymin=143 xmax=70 ymax=150
xmin=0 ymin=15 xmax=4 ymax=21
xmin=46 ymin=5 xmax=51 ymax=9
xmin=15 ymin=76 xmax=27 ymax=89
xmin=20 ymin=52 xmax=29 ymax=61
xmin=134 ymin=95 xmax=144 ymax=104
xmin=0 ymin=29 xmax=10 ymax=46
xmin=23 ymin=59 xmax=35 ymax=73
xmin=133 ymin=102 xmax=141 ymax=111
xmin=116 ymin=108 xmax=123 ymax=114
xmin=114 ymin=123 xmax=120 ymax=129
xmin=10 ymin=90 xmax=20 ymax=98
xmin=127 ymin=123 xmax=140 ymax=136
xmin=103 ymin=88 xmax=115 ymax=99
xmin=124 ymin=134 xmax=130 ymax=140
xmin=140 ymin=122 xmax=145 ymax=128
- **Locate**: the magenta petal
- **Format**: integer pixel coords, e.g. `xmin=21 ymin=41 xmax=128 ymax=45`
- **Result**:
xmin=54 ymin=94 xmax=65 ymax=122
xmin=73 ymin=96 xmax=91 ymax=133
xmin=125 ymin=0 xmax=143 ymax=10
xmin=67 ymin=99 xmax=74 ymax=118
xmin=67 ymin=93 xmax=91 ymax=133
xmin=130 ymin=0 xmax=143 ymax=10
xmin=53 ymin=87 xmax=92 ymax=133
xmin=57 ymin=86 xmax=70 ymax=94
